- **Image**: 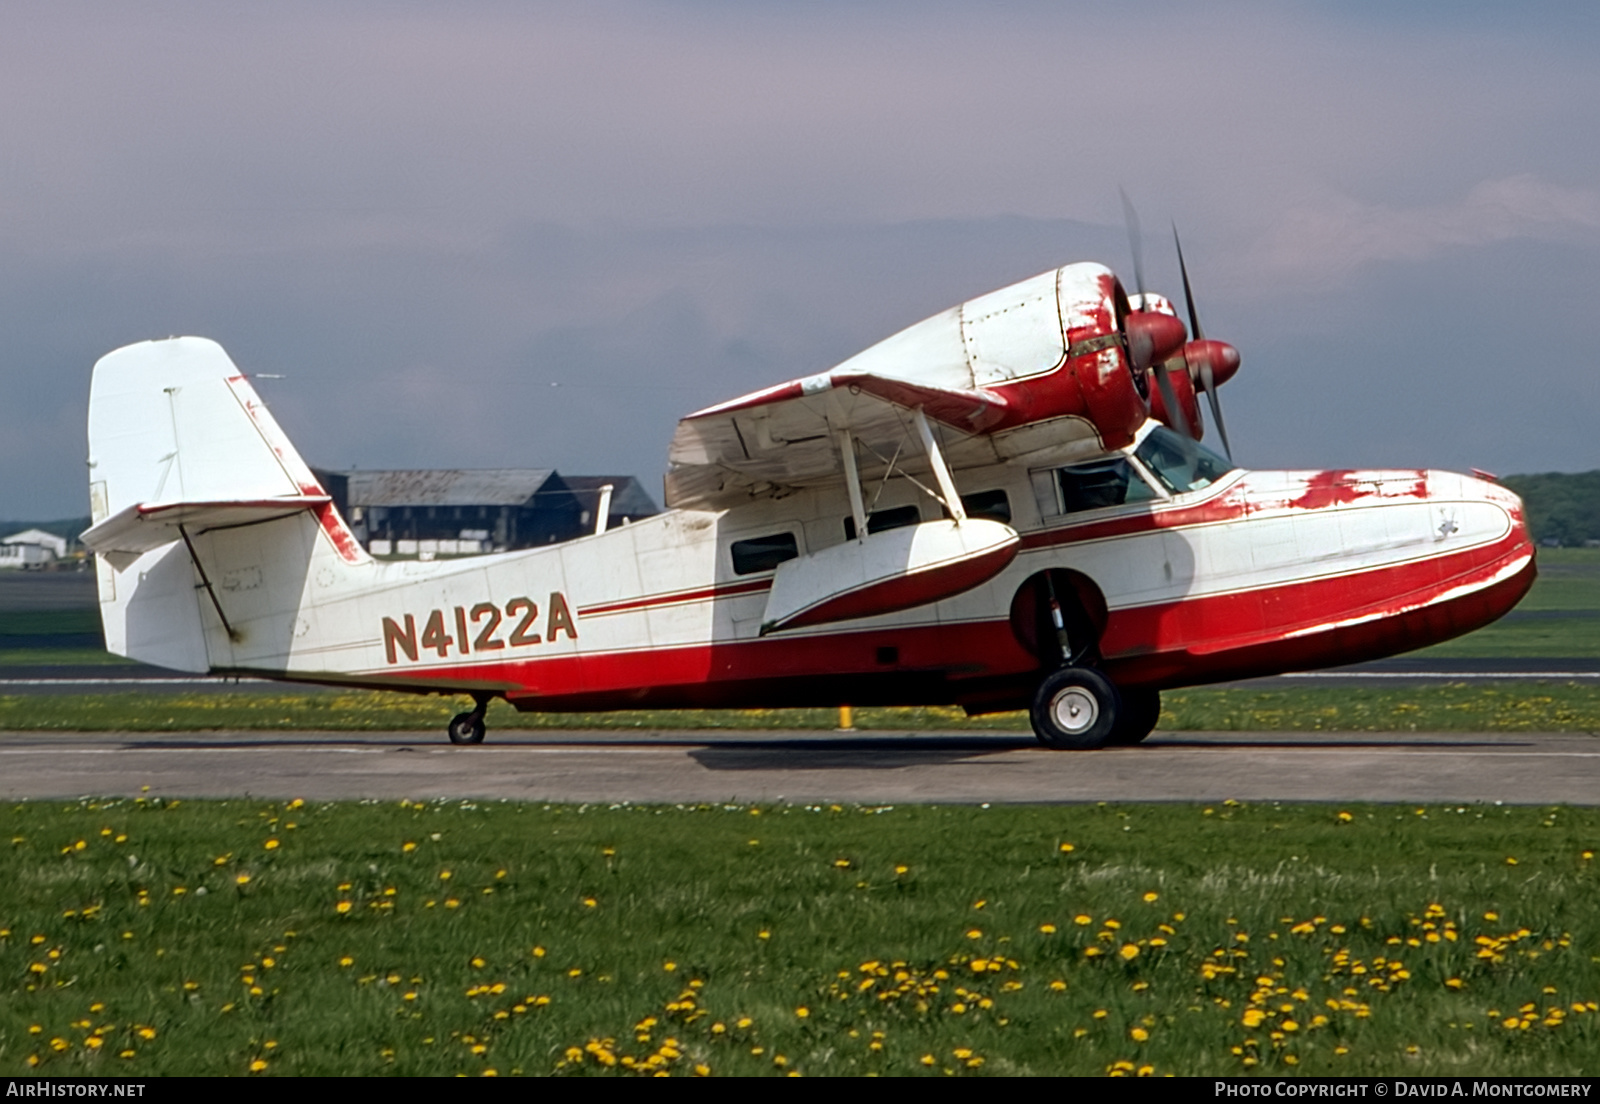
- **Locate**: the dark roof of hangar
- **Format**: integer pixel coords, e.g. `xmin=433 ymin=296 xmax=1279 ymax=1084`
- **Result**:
xmin=342 ymin=469 xmax=566 ymax=508
xmin=560 ymin=476 xmax=661 ymax=519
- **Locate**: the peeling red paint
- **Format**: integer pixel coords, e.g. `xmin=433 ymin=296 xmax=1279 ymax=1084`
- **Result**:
xmin=1286 ymin=470 xmax=1364 ymax=510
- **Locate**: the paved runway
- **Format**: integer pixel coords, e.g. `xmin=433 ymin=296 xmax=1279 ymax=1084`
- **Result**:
xmin=2 ymin=729 xmax=1597 ymax=805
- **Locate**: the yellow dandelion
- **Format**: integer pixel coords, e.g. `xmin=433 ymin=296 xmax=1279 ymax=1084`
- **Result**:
xmin=249 ymin=1059 xmax=267 ymax=1072
xmin=1060 ymin=842 xmax=1075 ymax=853
xmin=236 ymin=874 xmax=251 ymax=886
xmin=1142 ymin=892 xmax=1159 ymax=903
xmin=1074 ymin=914 xmax=1092 ymax=925
xmin=1040 ymin=923 xmax=1057 ymax=934
xmin=335 ymin=901 xmax=352 ymax=914
xmin=1119 ymin=944 xmax=1140 ymax=961
xmin=795 ymin=1006 xmax=809 ymax=1018
xmin=264 ymin=839 xmax=279 ymax=850
xmin=1130 ymin=1027 xmax=1149 ymax=1042
xmin=582 ymin=897 xmax=597 ymax=908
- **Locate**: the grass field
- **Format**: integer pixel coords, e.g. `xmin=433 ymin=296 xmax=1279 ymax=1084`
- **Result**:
xmin=3 ymin=798 xmax=1597 ymax=1077
xmin=3 ymin=683 xmax=1600 ymax=733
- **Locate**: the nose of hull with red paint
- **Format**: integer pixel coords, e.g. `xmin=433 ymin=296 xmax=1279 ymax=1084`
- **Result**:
xmin=1388 ymin=469 xmax=1537 ymax=649
xmin=1105 ymin=467 xmax=1537 ymax=689
xmin=1270 ymin=467 xmax=1537 ymax=669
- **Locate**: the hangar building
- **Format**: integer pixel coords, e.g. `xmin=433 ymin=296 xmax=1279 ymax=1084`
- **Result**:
xmin=311 ymin=469 xmax=659 ymax=557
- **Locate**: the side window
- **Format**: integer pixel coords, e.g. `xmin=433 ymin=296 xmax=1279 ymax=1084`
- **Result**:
xmin=842 ymin=504 xmax=922 ymax=541
xmin=731 ymin=532 xmax=799 ymax=575
xmin=960 ymin=489 xmax=1011 ymax=524
xmin=1056 ymin=459 xmax=1159 ymax=514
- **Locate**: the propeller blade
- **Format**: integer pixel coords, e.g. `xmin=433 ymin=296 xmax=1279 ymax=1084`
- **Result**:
xmin=1120 ymin=187 xmax=1147 ymax=302
xmin=1173 ymin=224 xmax=1203 ymax=342
xmin=1200 ymin=361 xmax=1233 ymax=462
xmin=1151 ymin=362 xmax=1194 ymax=441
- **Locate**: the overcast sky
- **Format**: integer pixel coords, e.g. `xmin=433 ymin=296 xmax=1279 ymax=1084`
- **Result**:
xmin=3 ymin=1 xmax=1598 ymax=520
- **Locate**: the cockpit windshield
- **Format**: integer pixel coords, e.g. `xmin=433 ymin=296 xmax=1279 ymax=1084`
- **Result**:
xmin=1134 ymin=425 xmax=1235 ymax=495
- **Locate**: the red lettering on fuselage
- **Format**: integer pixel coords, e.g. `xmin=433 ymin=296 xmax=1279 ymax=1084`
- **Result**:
xmin=381 ymin=594 xmax=576 ymax=665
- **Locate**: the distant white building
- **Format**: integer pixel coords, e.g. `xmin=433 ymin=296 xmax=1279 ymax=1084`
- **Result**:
xmin=0 ymin=529 xmax=69 ymax=570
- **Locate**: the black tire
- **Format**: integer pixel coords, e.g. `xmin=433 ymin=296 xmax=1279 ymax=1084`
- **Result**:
xmin=1107 ymin=687 xmax=1161 ymax=746
xmin=1030 ymin=667 xmax=1120 ymax=750
xmin=447 ymin=711 xmax=486 ymax=745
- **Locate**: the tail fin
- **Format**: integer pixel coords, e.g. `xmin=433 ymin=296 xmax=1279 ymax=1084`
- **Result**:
xmin=84 ymin=337 xmax=367 ymax=672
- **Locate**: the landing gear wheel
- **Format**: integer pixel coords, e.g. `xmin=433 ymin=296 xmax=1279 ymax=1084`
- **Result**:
xmin=447 ymin=711 xmax=486 ymax=745
xmin=1108 ymin=687 xmax=1161 ymax=746
xmin=1030 ymin=667 xmax=1121 ymax=750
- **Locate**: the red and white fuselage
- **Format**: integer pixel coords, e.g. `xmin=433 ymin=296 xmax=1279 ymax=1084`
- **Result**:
xmin=82 ymin=261 xmax=1534 ymax=724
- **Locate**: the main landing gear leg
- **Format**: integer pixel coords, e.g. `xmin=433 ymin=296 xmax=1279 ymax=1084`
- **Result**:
xmin=447 ymin=693 xmax=491 ymax=746
xmin=1027 ymin=572 xmax=1134 ymax=751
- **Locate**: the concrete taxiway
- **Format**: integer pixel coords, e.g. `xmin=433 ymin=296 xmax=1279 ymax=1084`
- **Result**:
xmin=2 ymin=729 xmax=1596 ymax=805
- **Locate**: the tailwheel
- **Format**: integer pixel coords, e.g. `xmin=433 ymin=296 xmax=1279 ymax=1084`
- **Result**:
xmin=1108 ymin=687 xmax=1161 ymax=746
xmin=1030 ymin=667 xmax=1121 ymax=750
xmin=446 ymin=694 xmax=491 ymax=745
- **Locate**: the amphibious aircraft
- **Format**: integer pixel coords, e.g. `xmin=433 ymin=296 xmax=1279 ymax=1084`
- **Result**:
xmin=81 ymin=249 xmax=1535 ymax=749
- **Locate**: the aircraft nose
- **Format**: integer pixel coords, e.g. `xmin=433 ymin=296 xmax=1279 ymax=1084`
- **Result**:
xmin=1461 ymin=470 xmax=1532 ymax=542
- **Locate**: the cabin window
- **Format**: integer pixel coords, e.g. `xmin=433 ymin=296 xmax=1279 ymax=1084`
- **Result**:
xmin=842 ymin=504 xmax=922 ymax=541
xmin=960 ymin=489 xmax=1011 ymax=524
xmin=1056 ymin=459 xmax=1160 ymax=513
xmin=1134 ymin=425 xmax=1234 ymax=494
xmin=731 ymin=532 xmax=799 ymax=575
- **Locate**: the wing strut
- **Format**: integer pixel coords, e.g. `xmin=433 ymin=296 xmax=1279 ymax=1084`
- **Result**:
xmin=836 ymin=430 xmax=868 ymax=542
xmin=913 ymin=408 xmax=966 ymax=524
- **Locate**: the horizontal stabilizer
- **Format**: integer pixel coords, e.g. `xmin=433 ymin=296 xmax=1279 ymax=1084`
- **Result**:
xmin=82 ymin=496 xmax=332 ymax=558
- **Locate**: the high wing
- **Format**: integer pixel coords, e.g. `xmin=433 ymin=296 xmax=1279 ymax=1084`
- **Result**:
xmin=665 ymin=262 xmax=1154 ymax=511
xmin=665 ymin=371 xmax=1014 ymax=511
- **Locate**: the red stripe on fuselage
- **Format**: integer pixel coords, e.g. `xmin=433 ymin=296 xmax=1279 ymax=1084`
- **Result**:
xmin=578 ymin=578 xmax=772 ymax=617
